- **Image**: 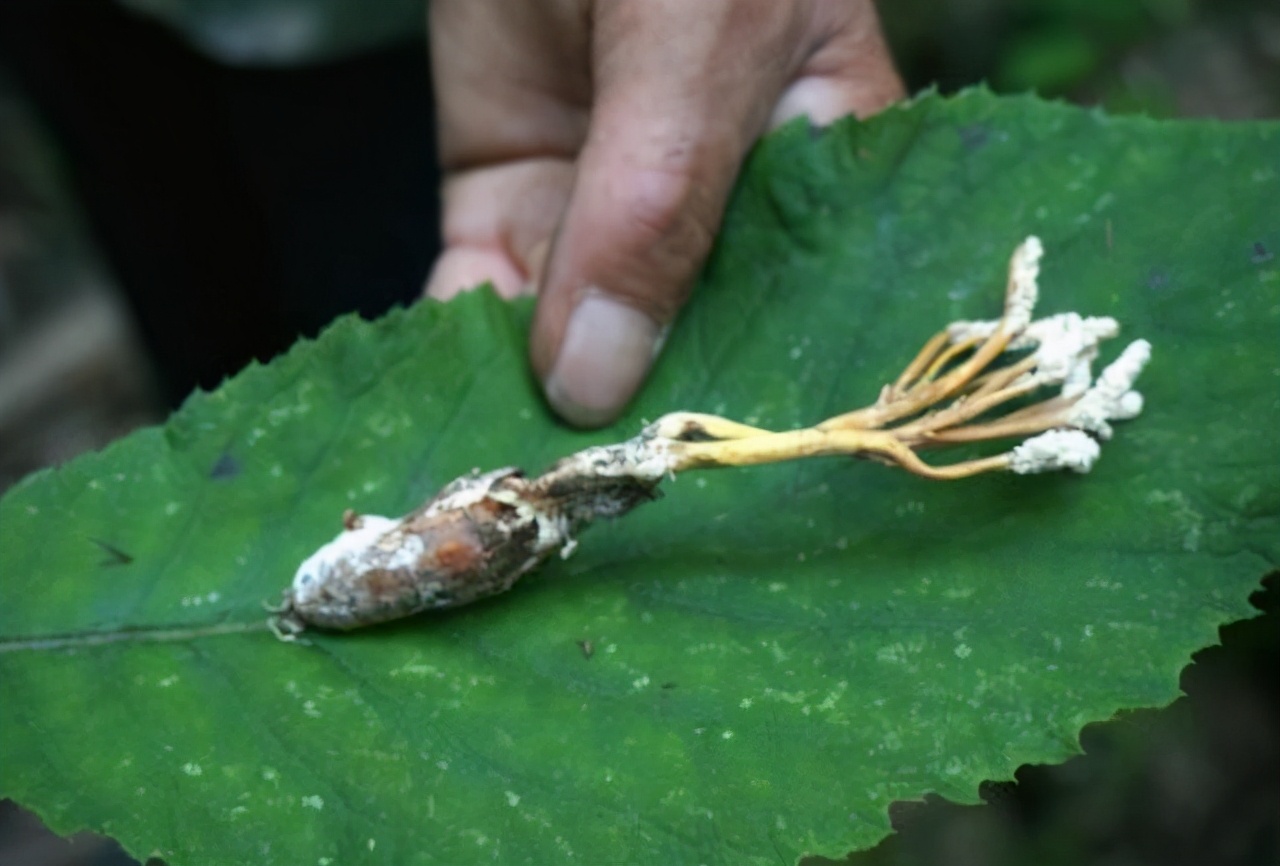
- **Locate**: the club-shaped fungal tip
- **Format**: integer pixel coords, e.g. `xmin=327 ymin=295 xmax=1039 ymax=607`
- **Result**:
xmin=1009 ymin=429 xmax=1102 ymax=474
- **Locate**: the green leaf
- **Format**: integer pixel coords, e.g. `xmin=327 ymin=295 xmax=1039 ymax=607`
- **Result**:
xmin=2 ymin=89 xmax=1277 ymax=865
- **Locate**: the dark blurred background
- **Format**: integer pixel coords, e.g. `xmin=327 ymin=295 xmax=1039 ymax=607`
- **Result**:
xmin=0 ymin=1 xmax=1276 ymax=864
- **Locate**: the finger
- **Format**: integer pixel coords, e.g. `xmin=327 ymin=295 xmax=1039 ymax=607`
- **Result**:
xmin=426 ymin=249 xmax=526 ymax=301
xmin=429 ymin=0 xmax=590 ymax=170
xmin=424 ymin=159 xmax=574 ymax=300
xmin=769 ymin=1 xmax=905 ymax=128
xmin=425 ymin=0 xmax=588 ymax=299
xmin=531 ymin=0 xmax=819 ymax=427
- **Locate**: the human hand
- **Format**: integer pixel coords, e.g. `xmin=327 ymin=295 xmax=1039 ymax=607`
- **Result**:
xmin=424 ymin=0 xmax=904 ymax=427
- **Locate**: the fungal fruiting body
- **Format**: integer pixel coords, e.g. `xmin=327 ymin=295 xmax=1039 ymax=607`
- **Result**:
xmin=270 ymin=237 xmax=1151 ymax=639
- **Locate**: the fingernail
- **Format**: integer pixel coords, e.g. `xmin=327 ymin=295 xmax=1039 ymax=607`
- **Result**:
xmin=544 ymin=292 xmax=664 ymax=428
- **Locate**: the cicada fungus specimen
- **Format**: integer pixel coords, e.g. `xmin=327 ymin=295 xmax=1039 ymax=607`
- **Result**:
xmin=270 ymin=237 xmax=1149 ymax=639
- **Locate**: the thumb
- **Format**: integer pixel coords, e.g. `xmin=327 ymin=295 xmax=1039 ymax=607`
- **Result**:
xmin=531 ymin=146 xmax=724 ymax=428
xmin=530 ymin=4 xmax=806 ymax=428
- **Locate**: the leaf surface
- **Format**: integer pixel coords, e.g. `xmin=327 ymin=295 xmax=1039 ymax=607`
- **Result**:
xmin=2 ymin=90 xmax=1277 ymax=864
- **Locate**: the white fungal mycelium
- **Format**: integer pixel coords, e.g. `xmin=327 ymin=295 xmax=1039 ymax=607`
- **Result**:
xmin=949 ymin=313 xmax=1121 ymax=396
xmin=1066 ymin=339 xmax=1152 ymax=439
xmin=1002 ymin=234 xmax=1043 ymax=333
xmin=290 ymin=515 xmax=399 ymax=609
xmin=1008 ymin=429 xmax=1102 ymax=474
xmin=944 ymin=238 xmax=1151 ymax=472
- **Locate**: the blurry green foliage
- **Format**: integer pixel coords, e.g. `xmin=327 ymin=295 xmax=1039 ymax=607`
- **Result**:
xmin=880 ymin=0 xmax=1270 ymax=117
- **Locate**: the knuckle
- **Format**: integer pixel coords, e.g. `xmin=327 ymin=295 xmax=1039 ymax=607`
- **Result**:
xmin=616 ymin=163 xmax=718 ymax=267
